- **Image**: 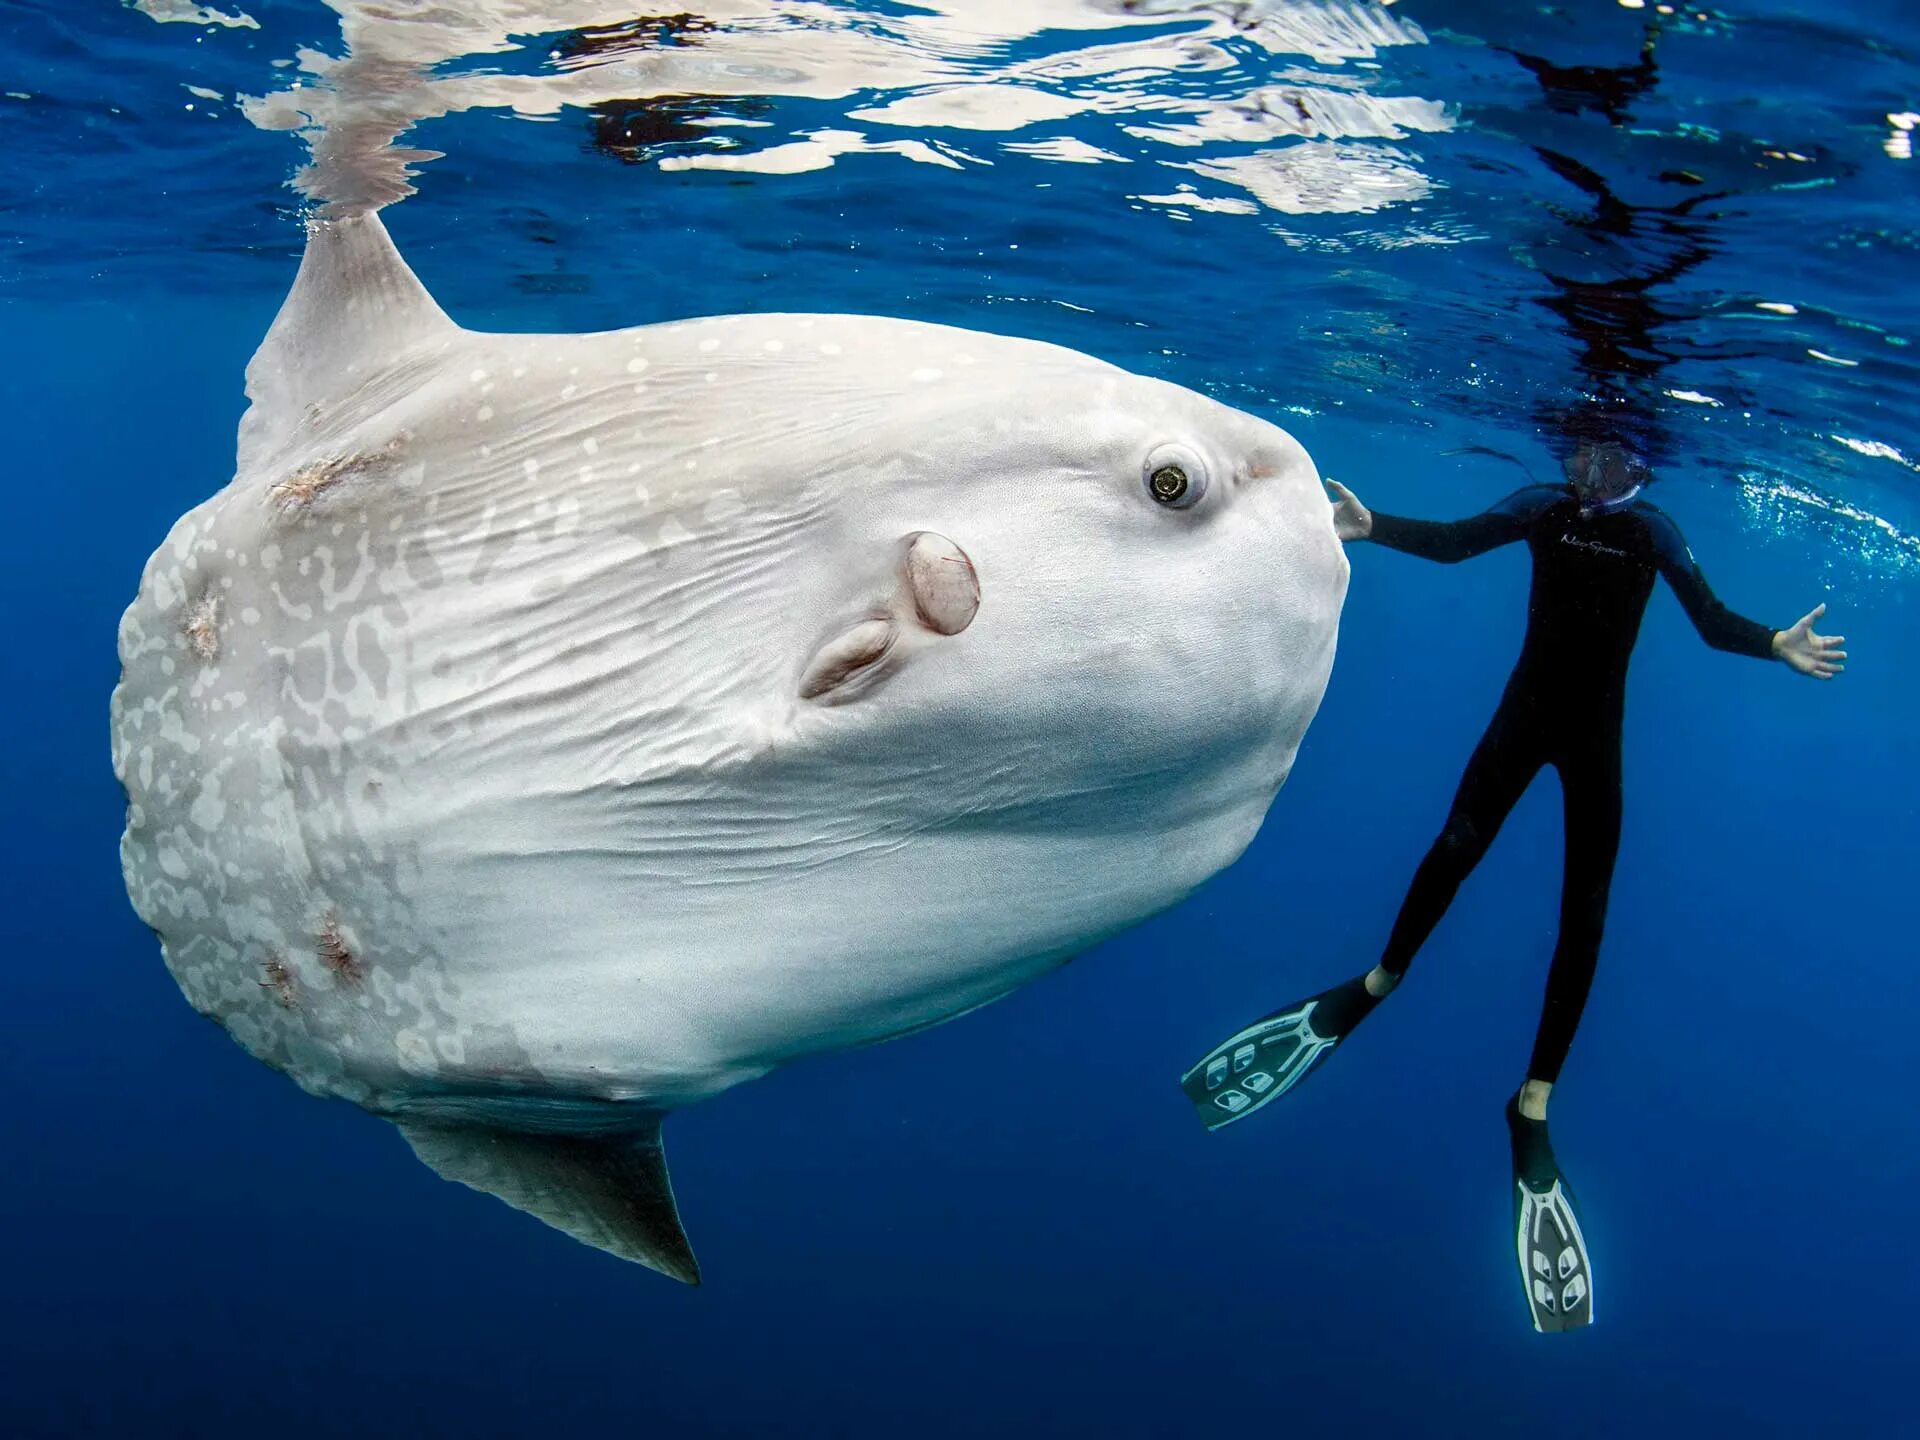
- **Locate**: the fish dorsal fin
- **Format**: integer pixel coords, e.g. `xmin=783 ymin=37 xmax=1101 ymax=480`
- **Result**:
xmin=394 ymin=1117 xmax=700 ymax=1284
xmin=239 ymin=209 xmax=459 ymax=474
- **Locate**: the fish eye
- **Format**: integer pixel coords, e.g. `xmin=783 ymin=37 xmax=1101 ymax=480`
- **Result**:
xmin=1142 ymin=443 xmax=1209 ymax=510
xmin=1150 ymin=465 xmax=1189 ymax=504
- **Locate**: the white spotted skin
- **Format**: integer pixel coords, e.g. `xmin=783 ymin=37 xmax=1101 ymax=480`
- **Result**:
xmin=111 ymin=214 xmax=1346 ymax=1127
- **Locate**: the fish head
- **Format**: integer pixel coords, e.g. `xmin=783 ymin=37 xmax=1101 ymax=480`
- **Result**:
xmin=795 ymin=342 xmax=1347 ymax=870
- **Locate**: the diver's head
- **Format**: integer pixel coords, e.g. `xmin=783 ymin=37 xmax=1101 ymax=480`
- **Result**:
xmin=1564 ymin=440 xmax=1649 ymax=515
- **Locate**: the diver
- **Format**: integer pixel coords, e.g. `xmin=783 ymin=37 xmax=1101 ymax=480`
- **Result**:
xmin=1180 ymin=440 xmax=1846 ymax=1333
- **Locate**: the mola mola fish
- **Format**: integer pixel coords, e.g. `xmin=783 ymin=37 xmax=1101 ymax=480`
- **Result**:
xmin=112 ymin=211 xmax=1346 ymax=1282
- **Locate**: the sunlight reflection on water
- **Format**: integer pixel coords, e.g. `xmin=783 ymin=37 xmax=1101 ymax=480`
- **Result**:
xmin=80 ymin=0 xmax=1920 ymax=567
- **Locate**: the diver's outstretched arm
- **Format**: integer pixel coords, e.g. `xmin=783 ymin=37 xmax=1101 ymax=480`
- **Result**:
xmin=1644 ymin=509 xmax=1846 ymax=676
xmin=1326 ymin=478 xmax=1555 ymax=562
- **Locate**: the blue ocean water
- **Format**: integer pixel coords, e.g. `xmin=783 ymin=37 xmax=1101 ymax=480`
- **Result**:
xmin=3 ymin=1 xmax=1917 ymax=1434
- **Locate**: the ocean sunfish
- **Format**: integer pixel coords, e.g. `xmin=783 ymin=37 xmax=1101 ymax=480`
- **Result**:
xmin=111 ymin=212 xmax=1347 ymax=1282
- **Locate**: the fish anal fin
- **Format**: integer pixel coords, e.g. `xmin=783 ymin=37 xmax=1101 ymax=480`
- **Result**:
xmin=394 ymin=1117 xmax=700 ymax=1284
xmin=240 ymin=209 xmax=459 ymax=474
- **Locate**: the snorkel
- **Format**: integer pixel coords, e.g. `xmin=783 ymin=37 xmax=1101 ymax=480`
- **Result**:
xmin=1566 ymin=441 xmax=1649 ymax=517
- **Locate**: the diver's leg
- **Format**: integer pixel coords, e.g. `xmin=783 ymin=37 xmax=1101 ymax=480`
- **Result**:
xmin=1371 ymin=694 xmax=1547 ymax=989
xmin=1523 ymin=734 xmax=1623 ymax=1106
xmin=1507 ymin=731 xmax=1619 ymax=1333
xmin=1181 ymin=692 xmax=1544 ymax=1131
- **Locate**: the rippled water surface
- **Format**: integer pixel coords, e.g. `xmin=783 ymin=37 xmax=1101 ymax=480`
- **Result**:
xmin=9 ymin=0 xmax=1919 ymax=548
xmin=3 ymin=3 xmax=1917 ymax=1436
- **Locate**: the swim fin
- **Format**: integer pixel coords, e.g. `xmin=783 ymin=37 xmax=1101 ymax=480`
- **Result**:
xmin=1179 ymin=974 xmax=1382 ymax=1132
xmin=1507 ymin=1096 xmax=1594 ymax=1333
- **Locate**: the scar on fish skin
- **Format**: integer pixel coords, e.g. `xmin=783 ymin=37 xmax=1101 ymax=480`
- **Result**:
xmin=181 ymin=592 xmax=220 ymax=661
xmin=269 ymin=440 xmax=401 ymax=515
xmin=258 ymin=955 xmax=297 ymax=1009
xmin=317 ymin=916 xmax=366 ymax=985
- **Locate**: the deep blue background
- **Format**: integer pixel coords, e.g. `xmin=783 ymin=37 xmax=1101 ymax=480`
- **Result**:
xmin=4 ymin=290 xmax=1913 ymax=1438
xmin=5 ymin=0 xmax=1919 ymax=1435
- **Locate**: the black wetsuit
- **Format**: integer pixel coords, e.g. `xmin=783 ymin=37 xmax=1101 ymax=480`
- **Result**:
xmin=1367 ymin=484 xmax=1775 ymax=1083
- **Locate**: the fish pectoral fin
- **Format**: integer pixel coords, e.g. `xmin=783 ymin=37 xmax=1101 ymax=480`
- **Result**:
xmin=798 ymin=533 xmax=979 ymax=704
xmin=393 ymin=1118 xmax=700 ymax=1284
xmin=798 ymin=615 xmax=900 ymax=703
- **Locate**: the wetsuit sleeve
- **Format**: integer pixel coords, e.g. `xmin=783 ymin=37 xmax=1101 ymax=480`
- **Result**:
xmin=1645 ymin=510 xmax=1778 ymax=658
xmin=1365 ymin=486 xmax=1559 ymax=563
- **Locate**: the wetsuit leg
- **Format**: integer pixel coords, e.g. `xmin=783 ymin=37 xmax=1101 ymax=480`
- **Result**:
xmin=1526 ymin=726 xmax=1624 ymax=1083
xmin=1378 ymin=693 xmax=1548 ymax=978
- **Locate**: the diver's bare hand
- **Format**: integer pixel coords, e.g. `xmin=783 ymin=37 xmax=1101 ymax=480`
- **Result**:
xmin=1772 ymin=603 xmax=1847 ymax=679
xmin=1326 ymin=479 xmax=1372 ymax=542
